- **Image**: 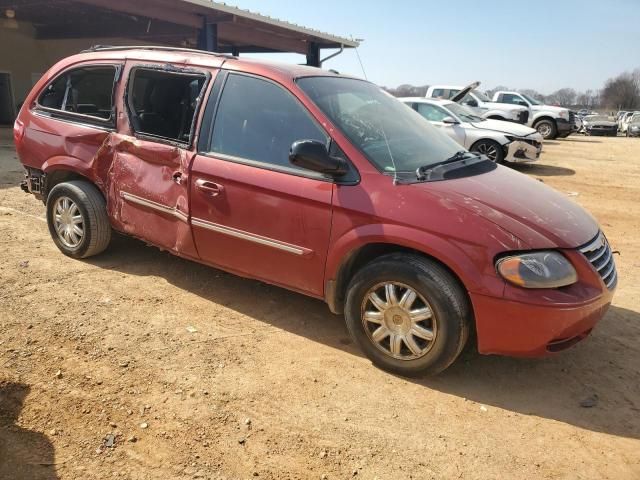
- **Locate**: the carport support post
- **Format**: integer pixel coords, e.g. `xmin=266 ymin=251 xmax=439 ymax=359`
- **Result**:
xmin=306 ymin=42 xmax=320 ymax=67
xmin=197 ymin=19 xmax=218 ymax=52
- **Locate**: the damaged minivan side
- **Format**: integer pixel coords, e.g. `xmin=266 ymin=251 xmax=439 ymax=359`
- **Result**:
xmin=15 ymin=47 xmax=617 ymax=376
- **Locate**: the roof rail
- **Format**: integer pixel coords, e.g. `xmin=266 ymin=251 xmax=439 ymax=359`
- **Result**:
xmin=81 ymin=45 xmax=234 ymax=59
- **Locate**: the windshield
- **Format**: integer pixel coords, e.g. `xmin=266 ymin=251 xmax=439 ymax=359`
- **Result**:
xmin=472 ymin=89 xmax=491 ymax=102
xmin=445 ymin=102 xmax=485 ymax=122
xmin=521 ymin=94 xmax=541 ymax=105
xmin=631 ymin=114 xmax=640 ymax=123
xmin=297 ymin=77 xmax=463 ymax=173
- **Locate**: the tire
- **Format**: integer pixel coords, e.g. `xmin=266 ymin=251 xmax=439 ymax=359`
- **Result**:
xmin=344 ymin=253 xmax=471 ymax=376
xmin=534 ymin=119 xmax=557 ymax=140
xmin=470 ymin=139 xmax=505 ymax=163
xmin=46 ymin=180 xmax=111 ymax=259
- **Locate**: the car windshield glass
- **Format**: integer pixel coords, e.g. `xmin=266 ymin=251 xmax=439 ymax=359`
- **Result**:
xmin=521 ymin=94 xmax=541 ymax=105
xmin=298 ymin=77 xmax=463 ymax=173
xmin=444 ymin=102 xmax=485 ymax=122
xmin=472 ymin=89 xmax=491 ymax=102
xmin=631 ymin=114 xmax=640 ymax=122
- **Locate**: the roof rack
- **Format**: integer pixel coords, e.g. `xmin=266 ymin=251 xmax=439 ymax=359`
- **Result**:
xmin=81 ymin=45 xmax=234 ymax=59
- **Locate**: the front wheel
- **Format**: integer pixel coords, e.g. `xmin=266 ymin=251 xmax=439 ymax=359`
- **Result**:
xmin=471 ymin=139 xmax=504 ymax=163
xmin=534 ymin=119 xmax=557 ymax=139
xmin=46 ymin=180 xmax=112 ymax=259
xmin=344 ymin=254 xmax=471 ymax=376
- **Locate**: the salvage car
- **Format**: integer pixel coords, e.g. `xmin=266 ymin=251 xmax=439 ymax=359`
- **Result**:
xmin=492 ymin=91 xmax=576 ymax=139
xmin=400 ymin=98 xmax=542 ymax=163
xmin=582 ymin=114 xmax=618 ymax=136
xmin=426 ymin=83 xmax=530 ymax=124
xmin=14 ymin=47 xmax=617 ymax=375
xmin=619 ymin=111 xmax=638 ymax=134
xmin=627 ymin=113 xmax=640 ymax=137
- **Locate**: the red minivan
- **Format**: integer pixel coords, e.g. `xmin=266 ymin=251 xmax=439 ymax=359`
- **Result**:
xmin=14 ymin=47 xmax=617 ymax=375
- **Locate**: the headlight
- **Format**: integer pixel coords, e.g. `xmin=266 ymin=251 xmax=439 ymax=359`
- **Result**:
xmin=496 ymin=251 xmax=577 ymax=288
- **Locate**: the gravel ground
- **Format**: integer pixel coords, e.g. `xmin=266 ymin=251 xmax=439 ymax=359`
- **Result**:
xmin=1 ymin=133 xmax=639 ymax=480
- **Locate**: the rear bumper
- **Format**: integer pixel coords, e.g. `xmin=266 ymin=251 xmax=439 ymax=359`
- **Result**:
xmin=471 ymin=287 xmax=614 ymax=357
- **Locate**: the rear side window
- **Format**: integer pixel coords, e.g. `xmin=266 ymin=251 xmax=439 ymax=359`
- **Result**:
xmin=38 ymin=66 xmax=118 ymax=123
xmin=208 ymin=74 xmax=328 ymax=170
xmin=416 ymin=103 xmax=449 ymax=122
xmin=127 ymin=68 xmax=207 ymax=144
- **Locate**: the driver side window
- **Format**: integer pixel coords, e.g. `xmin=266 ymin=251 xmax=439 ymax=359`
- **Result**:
xmin=209 ymin=73 xmax=328 ymax=170
xmin=416 ymin=103 xmax=449 ymax=122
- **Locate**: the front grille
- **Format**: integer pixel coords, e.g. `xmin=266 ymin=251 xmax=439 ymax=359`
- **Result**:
xmin=518 ymin=110 xmax=529 ymax=124
xmin=579 ymin=232 xmax=617 ymax=289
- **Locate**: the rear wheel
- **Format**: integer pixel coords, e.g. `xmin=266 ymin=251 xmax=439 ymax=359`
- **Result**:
xmin=344 ymin=254 xmax=471 ymax=376
xmin=471 ymin=139 xmax=504 ymax=163
xmin=534 ymin=119 xmax=557 ymax=139
xmin=46 ymin=180 xmax=111 ymax=258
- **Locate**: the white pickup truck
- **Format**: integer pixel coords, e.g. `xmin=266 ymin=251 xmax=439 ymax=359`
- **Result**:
xmin=426 ymin=83 xmax=530 ymax=125
xmin=491 ymin=91 xmax=576 ymax=139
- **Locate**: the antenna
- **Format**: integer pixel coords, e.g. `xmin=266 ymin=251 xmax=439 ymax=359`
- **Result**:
xmin=354 ymin=45 xmax=367 ymax=80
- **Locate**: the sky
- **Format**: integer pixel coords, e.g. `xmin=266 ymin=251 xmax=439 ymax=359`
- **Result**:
xmin=231 ymin=0 xmax=640 ymax=94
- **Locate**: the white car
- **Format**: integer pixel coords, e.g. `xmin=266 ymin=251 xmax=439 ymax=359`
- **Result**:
xmin=620 ymin=111 xmax=638 ymax=133
xmin=400 ymin=97 xmax=543 ymax=164
xmin=426 ymin=83 xmax=530 ymax=124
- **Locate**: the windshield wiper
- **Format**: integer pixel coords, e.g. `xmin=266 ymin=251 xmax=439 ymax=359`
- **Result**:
xmin=416 ymin=151 xmax=479 ymax=181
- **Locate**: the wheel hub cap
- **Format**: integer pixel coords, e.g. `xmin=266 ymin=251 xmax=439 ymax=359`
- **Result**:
xmin=361 ymin=282 xmax=437 ymax=361
xmin=53 ymin=196 xmax=84 ymax=248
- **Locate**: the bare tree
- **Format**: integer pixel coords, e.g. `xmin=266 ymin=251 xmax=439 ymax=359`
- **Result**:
xmin=600 ymin=71 xmax=640 ymax=110
xmin=546 ymin=88 xmax=577 ymax=107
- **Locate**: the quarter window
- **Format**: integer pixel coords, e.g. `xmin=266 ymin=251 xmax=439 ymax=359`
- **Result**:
xmin=209 ymin=74 xmax=328 ymax=170
xmin=38 ymin=66 xmax=118 ymax=122
xmin=127 ymin=68 xmax=207 ymax=144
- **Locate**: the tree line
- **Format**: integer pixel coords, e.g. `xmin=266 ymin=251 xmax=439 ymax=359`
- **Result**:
xmin=383 ymin=68 xmax=640 ymax=111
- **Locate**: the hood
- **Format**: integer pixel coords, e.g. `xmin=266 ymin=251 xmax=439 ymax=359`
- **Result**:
xmin=584 ymin=120 xmax=616 ymax=127
xmin=419 ymin=166 xmax=599 ymax=249
xmin=450 ymin=81 xmax=480 ymax=102
xmin=470 ymin=119 xmax=538 ymax=137
xmin=531 ymin=104 xmax=569 ymax=114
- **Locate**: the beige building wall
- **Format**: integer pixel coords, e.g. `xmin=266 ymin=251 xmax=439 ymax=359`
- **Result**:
xmin=0 ymin=20 xmax=151 ymax=112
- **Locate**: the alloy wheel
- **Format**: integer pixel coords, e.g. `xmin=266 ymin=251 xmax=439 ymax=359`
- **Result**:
xmin=361 ymin=282 xmax=437 ymax=360
xmin=476 ymin=142 xmax=498 ymax=161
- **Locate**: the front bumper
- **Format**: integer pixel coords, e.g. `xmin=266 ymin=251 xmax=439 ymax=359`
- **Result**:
xmin=471 ymin=290 xmax=613 ymax=356
xmin=556 ymin=118 xmax=574 ymax=138
xmin=504 ymin=137 xmax=542 ymax=162
xmin=586 ymin=125 xmax=618 ymax=136
xmin=471 ymin=244 xmax=616 ymax=357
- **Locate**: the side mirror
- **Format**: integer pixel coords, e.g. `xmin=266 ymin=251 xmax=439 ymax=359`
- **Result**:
xmin=443 ymin=116 xmax=459 ymax=125
xmin=289 ymin=140 xmax=347 ymax=177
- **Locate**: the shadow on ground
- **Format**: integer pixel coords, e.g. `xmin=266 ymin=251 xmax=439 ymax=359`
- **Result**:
xmin=0 ymin=382 xmax=59 ymax=480
xmin=511 ymin=162 xmax=576 ymax=177
xmin=0 ymin=146 xmax=22 ymax=191
xmin=86 ymin=234 xmax=640 ymax=441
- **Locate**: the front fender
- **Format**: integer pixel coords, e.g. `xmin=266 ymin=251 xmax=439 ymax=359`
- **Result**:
xmin=325 ymin=223 xmax=508 ymax=298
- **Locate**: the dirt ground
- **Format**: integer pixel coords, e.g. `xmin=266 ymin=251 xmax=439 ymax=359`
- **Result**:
xmin=1 ymin=131 xmax=639 ymax=480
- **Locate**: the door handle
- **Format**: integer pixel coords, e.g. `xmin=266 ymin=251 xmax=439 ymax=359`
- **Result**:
xmin=195 ymin=179 xmax=224 ymax=197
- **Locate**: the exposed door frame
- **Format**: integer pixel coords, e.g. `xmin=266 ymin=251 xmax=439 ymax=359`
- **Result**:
xmin=0 ymin=70 xmax=16 ymax=125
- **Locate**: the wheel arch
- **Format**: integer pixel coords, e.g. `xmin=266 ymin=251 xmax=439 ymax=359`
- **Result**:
xmin=326 ymin=238 xmax=476 ymax=317
xmin=42 ymin=157 xmax=104 ymax=203
xmin=532 ymin=115 xmax=557 ymax=127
